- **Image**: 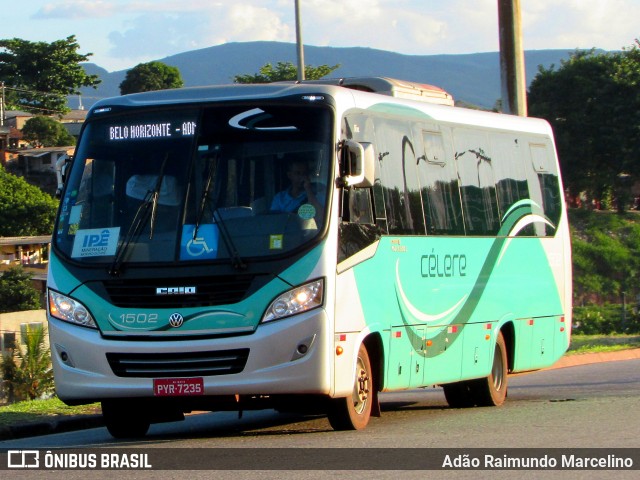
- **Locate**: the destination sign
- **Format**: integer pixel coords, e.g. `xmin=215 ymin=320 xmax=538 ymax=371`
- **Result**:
xmin=107 ymin=120 xmax=197 ymax=141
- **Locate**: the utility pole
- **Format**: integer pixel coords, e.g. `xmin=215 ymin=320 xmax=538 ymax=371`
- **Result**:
xmin=498 ymin=0 xmax=527 ymax=116
xmin=1 ymin=81 xmax=4 ymax=126
xmin=295 ymin=0 xmax=305 ymax=81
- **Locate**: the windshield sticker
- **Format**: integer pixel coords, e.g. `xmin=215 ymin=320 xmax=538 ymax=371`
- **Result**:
xmin=69 ymin=205 xmax=82 ymax=225
xmin=180 ymin=224 xmax=219 ymax=260
xmin=71 ymin=227 xmax=120 ymax=258
xmin=297 ymin=203 xmax=316 ymax=220
xmin=269 ymin=234 xmax=284 ymax=250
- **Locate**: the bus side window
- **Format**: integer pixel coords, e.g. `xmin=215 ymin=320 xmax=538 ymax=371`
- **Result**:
xmin=346 ymin=188 xmax=374 ymax=225
xmin=454 ymin=130 xmax=500 ymax=235
xmin=418 ymin=131 xmax=464 ymax=235
xmin=530 ymin=143 xmax=561 ymax=236
xmin=338 ymin=186 xmax=380 ymax=263
xmin=491 ymin=135 xmax=534 ymax=236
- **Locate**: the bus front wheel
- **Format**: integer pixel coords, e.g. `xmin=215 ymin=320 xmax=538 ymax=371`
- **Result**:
xmin=102 ymin=400 xmax=151 ymax=439
xmin=327 ymin=343 xmax=373 ymax=430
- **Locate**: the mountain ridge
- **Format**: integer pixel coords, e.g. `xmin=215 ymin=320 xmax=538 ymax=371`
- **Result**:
xmin=78 ymin=41 xmax=580 ymax=109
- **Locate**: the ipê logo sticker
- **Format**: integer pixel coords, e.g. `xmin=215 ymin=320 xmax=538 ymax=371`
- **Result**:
xmin=71 ymin=227 xmax=120 ymax=258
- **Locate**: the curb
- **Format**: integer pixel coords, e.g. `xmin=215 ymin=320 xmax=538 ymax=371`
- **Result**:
xmin=547 ymin=347 xmax=640 ymax=370
xmin=0 ymin=414 xmax=104 ymax=442
xmin=2 ymin=349 xmax=639 ymax=442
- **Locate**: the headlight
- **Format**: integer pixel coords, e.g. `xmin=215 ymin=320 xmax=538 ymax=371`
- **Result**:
xmin=262 ymin=279 xmax=324 ymax=323
xmin=48 ymin=289 xmax=97 ymax=329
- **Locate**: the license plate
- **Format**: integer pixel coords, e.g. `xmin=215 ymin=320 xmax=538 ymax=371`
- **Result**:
xmin=153 ymin=377 xmax=204 ymax=396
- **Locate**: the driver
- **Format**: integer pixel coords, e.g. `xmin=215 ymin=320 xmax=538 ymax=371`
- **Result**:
xmin=270 ymin=158 xmax=323 ymax=214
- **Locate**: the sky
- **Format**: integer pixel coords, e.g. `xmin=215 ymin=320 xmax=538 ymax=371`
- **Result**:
xmin=5 ymin=0 xmax=640 ymax=72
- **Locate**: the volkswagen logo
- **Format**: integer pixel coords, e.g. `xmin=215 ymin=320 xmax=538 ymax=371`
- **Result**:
xmin=169 ymin=312 xmax=185 ymax=328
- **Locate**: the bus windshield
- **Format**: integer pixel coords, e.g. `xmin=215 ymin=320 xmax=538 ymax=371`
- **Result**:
xmin=54 ymin=104 xmax=333 ymax=268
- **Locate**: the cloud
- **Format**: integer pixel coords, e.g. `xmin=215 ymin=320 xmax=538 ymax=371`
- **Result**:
xmin=284 ymin=0 xmax=503 ymax=55
xmin=34 ymin=0 xmax=120 ymax=19
xmin=30 ymin=0 xmax=640 ymax=72
xmin=106 ymin=4 xmax=291 ymax=60
xmin=33 ymin=0 xmax=225 ymax=20
xmin=211 ymin=4 xmax=291 ymax=44
xmin=522 ymin=0 xmax=640 ymax=51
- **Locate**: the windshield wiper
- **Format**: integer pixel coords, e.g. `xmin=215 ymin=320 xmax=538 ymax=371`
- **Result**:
xmin=213 ymin=208 xmax=246 ymax=270
xmin=108 ymin=154 xmax=169 ymax=276
xmin=193 ymin=148 xmax=219 ymax=239
xmin=192 ymin=148 xmax=245 ymax=269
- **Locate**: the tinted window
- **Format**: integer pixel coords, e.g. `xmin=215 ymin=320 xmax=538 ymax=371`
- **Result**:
xmin=374 ymin=116 xmax=425 ymax=235
xmin=417 ymin=131 xmax=464 ymax=235
xmin=454 ymin=130 xmax=500 ymax=235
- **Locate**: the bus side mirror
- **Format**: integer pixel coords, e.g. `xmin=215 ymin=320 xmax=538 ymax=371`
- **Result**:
xmin=339 ymin=140 xmax=375 ymax=188
xmin=55 ymin=155 xmax=72 ymax=198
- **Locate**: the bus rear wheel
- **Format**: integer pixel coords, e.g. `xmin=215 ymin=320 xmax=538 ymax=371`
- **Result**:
xmin=472 ymin=331 xmax=508 ymax=406
xmin=327 ymin=343 xmax=373 ymax=430
xmin=443 ymin=331 xmax=508 ymax=408
xmin=442 ymin=381 xmax=475 ymax=408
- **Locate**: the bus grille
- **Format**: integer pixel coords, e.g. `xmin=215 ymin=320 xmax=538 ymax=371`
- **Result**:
xmin=106 ymin=349 xmax=250 ymax=378
xmin=101 ymin=275 xmax=255 ymax=308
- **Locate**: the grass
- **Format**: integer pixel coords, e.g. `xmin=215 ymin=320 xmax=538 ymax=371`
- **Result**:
xmin=0 ymin=397 xmax=100 ymax=428
xmin=567 ymin=334 xmax=640 ymax=354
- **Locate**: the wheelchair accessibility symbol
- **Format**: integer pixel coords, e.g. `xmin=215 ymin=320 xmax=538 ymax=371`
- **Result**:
xmin=180 ymin=224 xmax=218 ymax=260
xmin=186 ymin=236 xmax=213 ymax=256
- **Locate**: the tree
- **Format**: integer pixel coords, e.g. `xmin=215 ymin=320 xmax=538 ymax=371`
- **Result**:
xmin=528 ymin=42 xmax=640 ymax=210
xmin=21 ymin=116 xmax=75 ymax=147
xmin=0 ymin=266 xmax=40 ymax=313
xmin=119 ymin=61 xmax=184 ymax=95
xmin=0 ymin=35 xmax=100 ymax=115
xmin=1 ymin=352 xmax=19 ymax=403
xmin=0 ymin=165 xmax=58 ymax=236
xmin=2 ymin=324 xmax=54 ymax=402
xmin=233 ymin=61 xmax=340 ymax=83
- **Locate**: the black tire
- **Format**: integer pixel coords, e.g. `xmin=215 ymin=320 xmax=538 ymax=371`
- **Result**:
xmin=102 ymin=400 xmax=151 ymax=439
xmin=472 ymin=331 xmax=508 ymax=406
xmin=327 ymin=343 xmax=373 ymax=430
xmin=443 ymin=380 xmax=476 ymax=408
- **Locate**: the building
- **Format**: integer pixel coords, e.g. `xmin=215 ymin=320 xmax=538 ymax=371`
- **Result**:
xmin=0 ymin=235 xmax=49 ymax=302
xmin=2 ymin=110 xmax=34 ymax=131
xmin=2 ymin=146 xmax=73 ymax=175
xmin=59 ymin=108 xmax=88 ymax=139
xmin=0 ymin=235 xmax=51 ymax=267
xmin=0 ymin=310 xmax=49 ymax=356
xmin=0 ymin=236 xmax=50 ymax=356
xmin=0 ymin=125 xmax=22 ymax=151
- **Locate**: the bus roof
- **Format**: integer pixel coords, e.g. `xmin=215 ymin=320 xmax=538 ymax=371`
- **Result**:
xmin=287 ymin=77 xmax=455 ymax=106
xmin=88 ymin=81 xmax=552 ymax=137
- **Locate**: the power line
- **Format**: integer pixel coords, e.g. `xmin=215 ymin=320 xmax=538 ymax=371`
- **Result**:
xmin=2 ymin=84 xmax=107 ymax=114
xmin=5 ymin=103 xmax=67 ymax=116
xmin=2 ymin=85 xmax=83 ymax=115
xmin=4 ymin=85 xmax=68 ymax=100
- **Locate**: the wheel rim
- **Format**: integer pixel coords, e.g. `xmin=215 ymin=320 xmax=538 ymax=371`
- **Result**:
xmin=351 ymin=355 xmax=370 ymax=414
xmin=491 ymin=344 xmax=504 ymax=391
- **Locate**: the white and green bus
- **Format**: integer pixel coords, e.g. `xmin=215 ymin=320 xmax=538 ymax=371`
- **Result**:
xmin=47 ymin=78 xmax=572 ymax=438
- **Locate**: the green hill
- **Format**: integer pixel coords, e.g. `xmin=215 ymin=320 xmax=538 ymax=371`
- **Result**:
xmin=78 ymin=42 xmax=579 ymax=109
